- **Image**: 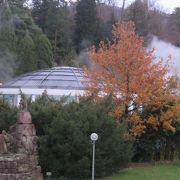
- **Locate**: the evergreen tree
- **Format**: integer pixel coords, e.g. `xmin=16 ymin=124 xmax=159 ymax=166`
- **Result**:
xmin=8 ymin=0 xmax=27 ymax=7
xmin=13 ymin=10 xmax=53 ymax=74
xmin=0 ymin=3 xmax=16 ymax=51
xmin=74 ymin=0 xmax=102 ymax=52
xmin=35 ymin=34 xmax=53 ymax=69
xmin=32 ymin=0 xmax=75 ymax=65
xmin=0 ymin=2 xmax=17 ymax=82
xmin=29 ymin=95 xmax=133 ymax=178
xmin=0 ymin=99 xmax=17 ymax=132
xmin=0 ymin=0 xmax=53 ymax=77
xmin=32 ymin=0 xmax=49 ymax=31
xmin=172 ymin=8 xmax=180 ymax=30
xmin=17 ymin=32 xmax=37 ymax=74
xmin=125 ymin=0 xmax=149 ymax=38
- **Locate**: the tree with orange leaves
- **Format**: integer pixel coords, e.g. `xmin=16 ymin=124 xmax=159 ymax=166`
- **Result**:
xmin=84 ymin=21 xmax=180 ymax=137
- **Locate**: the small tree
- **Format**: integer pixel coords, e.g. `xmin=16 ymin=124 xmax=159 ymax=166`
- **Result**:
xmin=0 ymin=99 xmax=17 ymax=132
xmin=84 ymin=21 xmax=180 ymax=137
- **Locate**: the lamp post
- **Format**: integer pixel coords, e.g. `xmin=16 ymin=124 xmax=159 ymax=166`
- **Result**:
xmin=90 ymin=133 xmax=98 ymax=180
xmin=46 ymin=172 xmax=52 ymax=180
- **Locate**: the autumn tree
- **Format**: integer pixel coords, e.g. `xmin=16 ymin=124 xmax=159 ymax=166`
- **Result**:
xmin=84 ymin=21 xmax=180 ymax=137
xmin=132 ymin=77 xmax=180 ymax=161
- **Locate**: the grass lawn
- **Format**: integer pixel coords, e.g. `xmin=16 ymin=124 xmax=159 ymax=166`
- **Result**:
xmin=103 ymin=163 xmax=180 ymax=180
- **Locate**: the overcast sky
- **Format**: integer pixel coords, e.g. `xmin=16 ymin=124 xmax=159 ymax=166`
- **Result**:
xmin=117 ymin=0 xmax=180 ymax=13
xmin=149 ymin=37 xmax=180 ymax=77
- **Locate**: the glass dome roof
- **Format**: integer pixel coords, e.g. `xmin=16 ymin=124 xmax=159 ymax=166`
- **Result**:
xmin=1 ymin=67 xmax=86 ymax=90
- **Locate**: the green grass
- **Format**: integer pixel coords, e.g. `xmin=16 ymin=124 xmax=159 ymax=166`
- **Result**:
xmin=103 ymin=163 xmax=180 ymax=180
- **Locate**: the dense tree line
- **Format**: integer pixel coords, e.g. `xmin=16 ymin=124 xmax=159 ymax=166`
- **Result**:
xmin=0 ymin=0 xmax=53 ymax=82
xmin=1 ymin=0 xmax=180 ymax=81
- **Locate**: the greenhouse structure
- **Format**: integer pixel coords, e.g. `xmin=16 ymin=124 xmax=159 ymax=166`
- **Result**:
xmin=0 ymin=67 xmax=86 ymax=106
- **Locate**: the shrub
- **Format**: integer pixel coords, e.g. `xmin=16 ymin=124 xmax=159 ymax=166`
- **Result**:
xmin=0 ymin=99 xmax=17 ymax=132
xmin=36 ymin=96 xmax=133 ymax=179
xmin=29 ymin=94 xmax=64 ymax=136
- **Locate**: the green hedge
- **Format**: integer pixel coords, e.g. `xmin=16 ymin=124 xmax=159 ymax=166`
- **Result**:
xmin=30 ymin=96 xmax=133 ymax=179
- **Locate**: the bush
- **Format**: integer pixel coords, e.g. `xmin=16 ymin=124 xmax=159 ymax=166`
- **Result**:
xmin=29 ymin=94 xmax=64 ymax=136
xmin=0 ymin=99 xmax=17 ymax=132
xmin=34 ymin=96 xmax=133 ymax=179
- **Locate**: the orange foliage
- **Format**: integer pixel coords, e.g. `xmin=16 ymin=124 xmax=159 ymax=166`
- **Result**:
xmin=131 ymin=124 xmax=146 ymax=137
xmin=160 ymin=104 xmax=180 ymax=133
xmin=84 ymin=21 xmax=170 ymax=107
xmin=84 ymin=21 xmax=180 ymax=137
xmin=109 ymin=106 xmax=124 ymax=117
xmin=129 ymin=113 xmax=143 ymax=125
xmin=129 ymin=113 xmax=146 ymax=137
xmin=147 ymin=116 xmax=159 ymax=127
xmin=162 ymin=121 xmax=176 ymax=133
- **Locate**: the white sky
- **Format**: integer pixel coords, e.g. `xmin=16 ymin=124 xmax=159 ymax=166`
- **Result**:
xmin=154 ymin=0 xmax=180 ymax=13
xmin=117 ymin=0 xmax=180 ymax=13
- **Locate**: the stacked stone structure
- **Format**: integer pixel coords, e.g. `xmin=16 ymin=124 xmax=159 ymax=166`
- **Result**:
xmin=0 ymin=99 xmax=43 ymax=180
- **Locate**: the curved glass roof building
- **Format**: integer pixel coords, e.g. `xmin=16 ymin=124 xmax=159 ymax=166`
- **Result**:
xmin=0 ymin=67 xmax=86 ymax=106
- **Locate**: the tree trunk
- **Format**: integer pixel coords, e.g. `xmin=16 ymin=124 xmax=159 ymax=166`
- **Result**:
xmin=120 ymin=0 xmax=126 ymax=21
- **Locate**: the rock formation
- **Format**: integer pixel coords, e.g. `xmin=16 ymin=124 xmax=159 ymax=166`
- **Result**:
xmin=0 ymin=98 xmax=43 ymax=180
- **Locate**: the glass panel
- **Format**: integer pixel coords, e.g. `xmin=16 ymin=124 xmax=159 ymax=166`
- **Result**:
xmin=11 ymin=80 xmax=27 ymax=86
xmin=42 ymin=80 xmax=80 ymax=88
xmin=3 ymin=94 xmax=15 ymax=105
xmin=24 ymin=80 xmax=42 ymax=86
xmin=47 ymin=75 xmax=76 ymax=81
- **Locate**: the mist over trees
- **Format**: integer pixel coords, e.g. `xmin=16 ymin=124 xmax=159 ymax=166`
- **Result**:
xmin=0 ymin=0 xmax=180 ymax=80
xmin=0 ymin=0 xmax=53 ymax=81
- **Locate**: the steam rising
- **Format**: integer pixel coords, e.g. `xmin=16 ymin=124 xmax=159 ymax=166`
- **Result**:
xmin=0 ymin=4 xmax=17 ymax=83
xmin=0 ymin=50 xmax=16 ymax=83
xmin=149 ymin=36 xmax=180 ymax=77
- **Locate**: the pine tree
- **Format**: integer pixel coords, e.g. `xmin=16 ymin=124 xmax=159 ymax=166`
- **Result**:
xmin=0 ymin=3 xmax=16 ymax=51
xmin=0 ymin=3 xmax=17 ymax=82
xmin=32 ymin=0 xmax=49 ymax=31
xmin=8 ymin=0 xmax=27 ymax=7
xmin=125 ymin=0 xmax=149 ymax=38
xmin=172 ymin=8 xmax=180 ymax=31
xmin=35 ymin=34 xmax=53 ymax=69
xmin=0 ymin=0 xmax=53 ymax=77
xmin=74 ymin=0 xmax=102 ymax=52
xmin=17 ymin=32 xmax=37 ymax=74
xmin=32 ymin=0 xmax=75 ymax=65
